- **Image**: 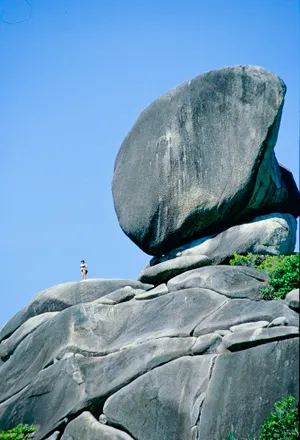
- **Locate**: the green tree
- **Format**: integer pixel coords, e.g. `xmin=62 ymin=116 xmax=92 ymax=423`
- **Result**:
xmin=229 ymin=253 xmax=300 ymax=300
xmin=0 ymin=424 xmax=36 ymax=440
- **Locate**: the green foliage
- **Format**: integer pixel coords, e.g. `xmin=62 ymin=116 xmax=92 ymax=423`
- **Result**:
xmin=226 ymin=396 xmax=299 ymax=440
xmin=259 ymin=396 xmax=299 ymax=440
xmin=229 ymin=253 xmax=300 ymax=300
xmin=226 ymin=433 xmax=255 ymax=440
xmin=0 ymin=424 xmax=36 ymax=440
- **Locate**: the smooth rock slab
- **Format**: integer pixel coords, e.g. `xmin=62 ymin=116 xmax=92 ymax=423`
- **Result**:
xmin=0 ymin=279 xmax=153 ymax=342
xmin=100 ymin=286 xmax=142 ymax=303
xmin=150 ymin=213 xmax=297 ymax=266
xmin=45 ymin=432 xmax=60 ymax=440
xmin=135 ymin=283 xmax=169 ymax=300
xmin=61 ymin=412 xmax=134 ymax=439
xmin=197 ymin=338 xmax=299 ymax=439
xmin=167 ymin=265 xmax=269 ymax=300
xmin=112 ymin=65 xmax=300 ymax=255
xmin=0 ymin=312 xmax=57 ymax=360
xmin=229 ymin=321 xmax=269 ymax=333
xmin=0 ymin=289 xmax=226 ymax=402
xmin=222 ymin=326 xmax=299 ymax=351
xmin=285 ymin=288 xmax=299 ymax=311
xmin=104 ymin=356 xmax=215 ymax=440
xmin=268 ymin=316 xmax=288 ymax=327
xmin=194 ymin=299 xmax=299 ymax=336
xmin=191 ymin=334 xmax=222 ymax=354
xmin=0 ymin=337 xmax=197 ymax=439
xmin=138 ymin=255 xmax=211 ymax=284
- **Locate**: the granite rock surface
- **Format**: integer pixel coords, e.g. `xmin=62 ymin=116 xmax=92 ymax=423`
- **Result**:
xmin=112 ymin=66 xmax=300 ymax=255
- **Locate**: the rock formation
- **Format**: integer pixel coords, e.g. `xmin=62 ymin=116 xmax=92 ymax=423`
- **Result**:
xmin=112 ymin=65 xmax=299 ymax=255
xmin=0 ymin=65 xmax=299 ymax=440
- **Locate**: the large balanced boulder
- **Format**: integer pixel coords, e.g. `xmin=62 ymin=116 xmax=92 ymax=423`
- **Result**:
xmin=112 ymin=66 xmax=300 ymax=255
xmin=0 ymin=65 xmax=299 ymax=440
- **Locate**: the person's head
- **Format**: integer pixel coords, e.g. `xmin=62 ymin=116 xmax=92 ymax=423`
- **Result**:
xmin=81 ymin=260 xmax=85 ymax=263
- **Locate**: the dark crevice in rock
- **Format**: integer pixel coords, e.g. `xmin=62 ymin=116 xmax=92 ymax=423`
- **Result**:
xmin=234 ymin=266 xmax=269 ymax=284
xmin=226 ymin=333 xmax=299 ymax=352
xmin=43 ymin=417 xmax=69 ymax=440
xmin=102 ymin=355 xmax=191 ymax=402
xmin=186 ymin=284 xmax=262 ymax=301
xmin=0 ymin=381 xmax=31 ymax=405
xmin=41 ymin=428 xmax=63 ymax=440
xmin=190 ymin=299 xmax=230 ymax=336
xmin=100 ymin=354 xmax=202 ymax=414
xmin=106 ymin=420 xmax=138 ymax=440
xmin=208 ymin=355 xmax=217 ymax=381
xmin=1 ymin=353 xmax=9 ymax=363
xmin=42 ymin=402 xmax=105 ymax=440
xmin=28 ymin=390 xmax=52 ymax=399
xmin=0 ymin=320 xmax=52 ymax=363
xmin=191 ymin=355 xmax=217 ymax=440
xmin=41 ymin=335 xmax=197 ymax=372
xmin=87 ymin=398 xmax=106 ymax=421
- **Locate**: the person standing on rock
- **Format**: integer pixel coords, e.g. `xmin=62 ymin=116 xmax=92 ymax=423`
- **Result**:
xmin=80 ymin=260 xmax=88 ymax=280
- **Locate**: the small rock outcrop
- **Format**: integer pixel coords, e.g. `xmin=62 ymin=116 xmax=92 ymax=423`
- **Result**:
xmin=0 ymin=65 xmax=299 ymax=440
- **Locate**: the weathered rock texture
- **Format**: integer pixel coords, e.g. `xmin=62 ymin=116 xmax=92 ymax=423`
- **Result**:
xmin=61 ymin=412 xmax=135 ymax=439
xmin=142 ymin=213 xmax=297 ymax=281
xmin=112 ymin=66 xmax=300 ymax=255
xmin=0 ymin=279 xmax=152 ymax=341
xmin=0 ymin=268 xmax=298 ymax=440
xmin=0 ymin=66 xmax=299 ymax=440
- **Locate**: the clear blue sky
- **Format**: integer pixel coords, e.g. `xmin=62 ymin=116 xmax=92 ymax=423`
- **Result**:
xmin=0 ymin=0 xmax=299 ymax=327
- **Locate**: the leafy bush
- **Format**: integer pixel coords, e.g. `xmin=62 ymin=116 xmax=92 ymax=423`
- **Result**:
xmin=226 ymin=433 xmax=255 ymax=440
xmin=0 ymin=424 xmax=36 ymax=440
xmin=226 ymin=396 xmax=299 ymax=440
xmin=229 ymin=253 xmax=300 ymax=300
xmin=259 ymin=396 xmax=299 ymax=440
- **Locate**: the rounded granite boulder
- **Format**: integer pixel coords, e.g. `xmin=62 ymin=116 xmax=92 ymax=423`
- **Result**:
xmin=112 ymin=65 xmax=300 ymax=255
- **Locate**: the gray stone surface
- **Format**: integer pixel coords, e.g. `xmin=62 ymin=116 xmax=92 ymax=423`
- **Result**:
xmin=191 ymin=333 xmax=222 ymax=354
xmin=45 ymin=432 xmax=60 ymax=440
xmin=0 ymin=288 xmax=226 ymax=402
xmin=112 ymin=65 xmax=300 ymax=255
xmin=285 ymin=288 xmax=299 ymax=311
xmin=214 ymin=329 xmax=231 ymax=337
xmin=197 ymin=339 xmax=299 ymax=439
xmin=150 ymin=213 xmax=297 ymax=266
xmin=0 ymin=279 xmax=153 ymax=342
xmin=167 ymin=265 xmax=269 ymax=300
xmin=104 ymin=356 xmax=215 ymax=440
xmin=222 ymin=326 xmax=299 ymax=351
xmin=0 ymin=337 xmax=197 ymax=439
xmin=0 ymin=257 xmax=298 ymax=440
xmin=101 ymin=286 xmax=140 ymax=303
xmin=138 ymin=255 xmax=211 ymax=284
xmin=194 ymin=299 xmax=299 ymax=336
xmin=135 ymin=283 xmax=169 ymax=300
xmin=229 ymin=321 xmax=269 ymax=333
xmin=96 ymin=297 xmax=117 ymax=305
xmin=61 ymin=411 xmax=134 ymax=440
xmin=99 ymin=414 xmax=107 ymax=424
xmin=0 ymin=312 xmax=57 ymax=360
xmin=268 ymin=316 xmax=289 ymax=327
xmin=0 ymin=358 xmax=85 ymax=439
